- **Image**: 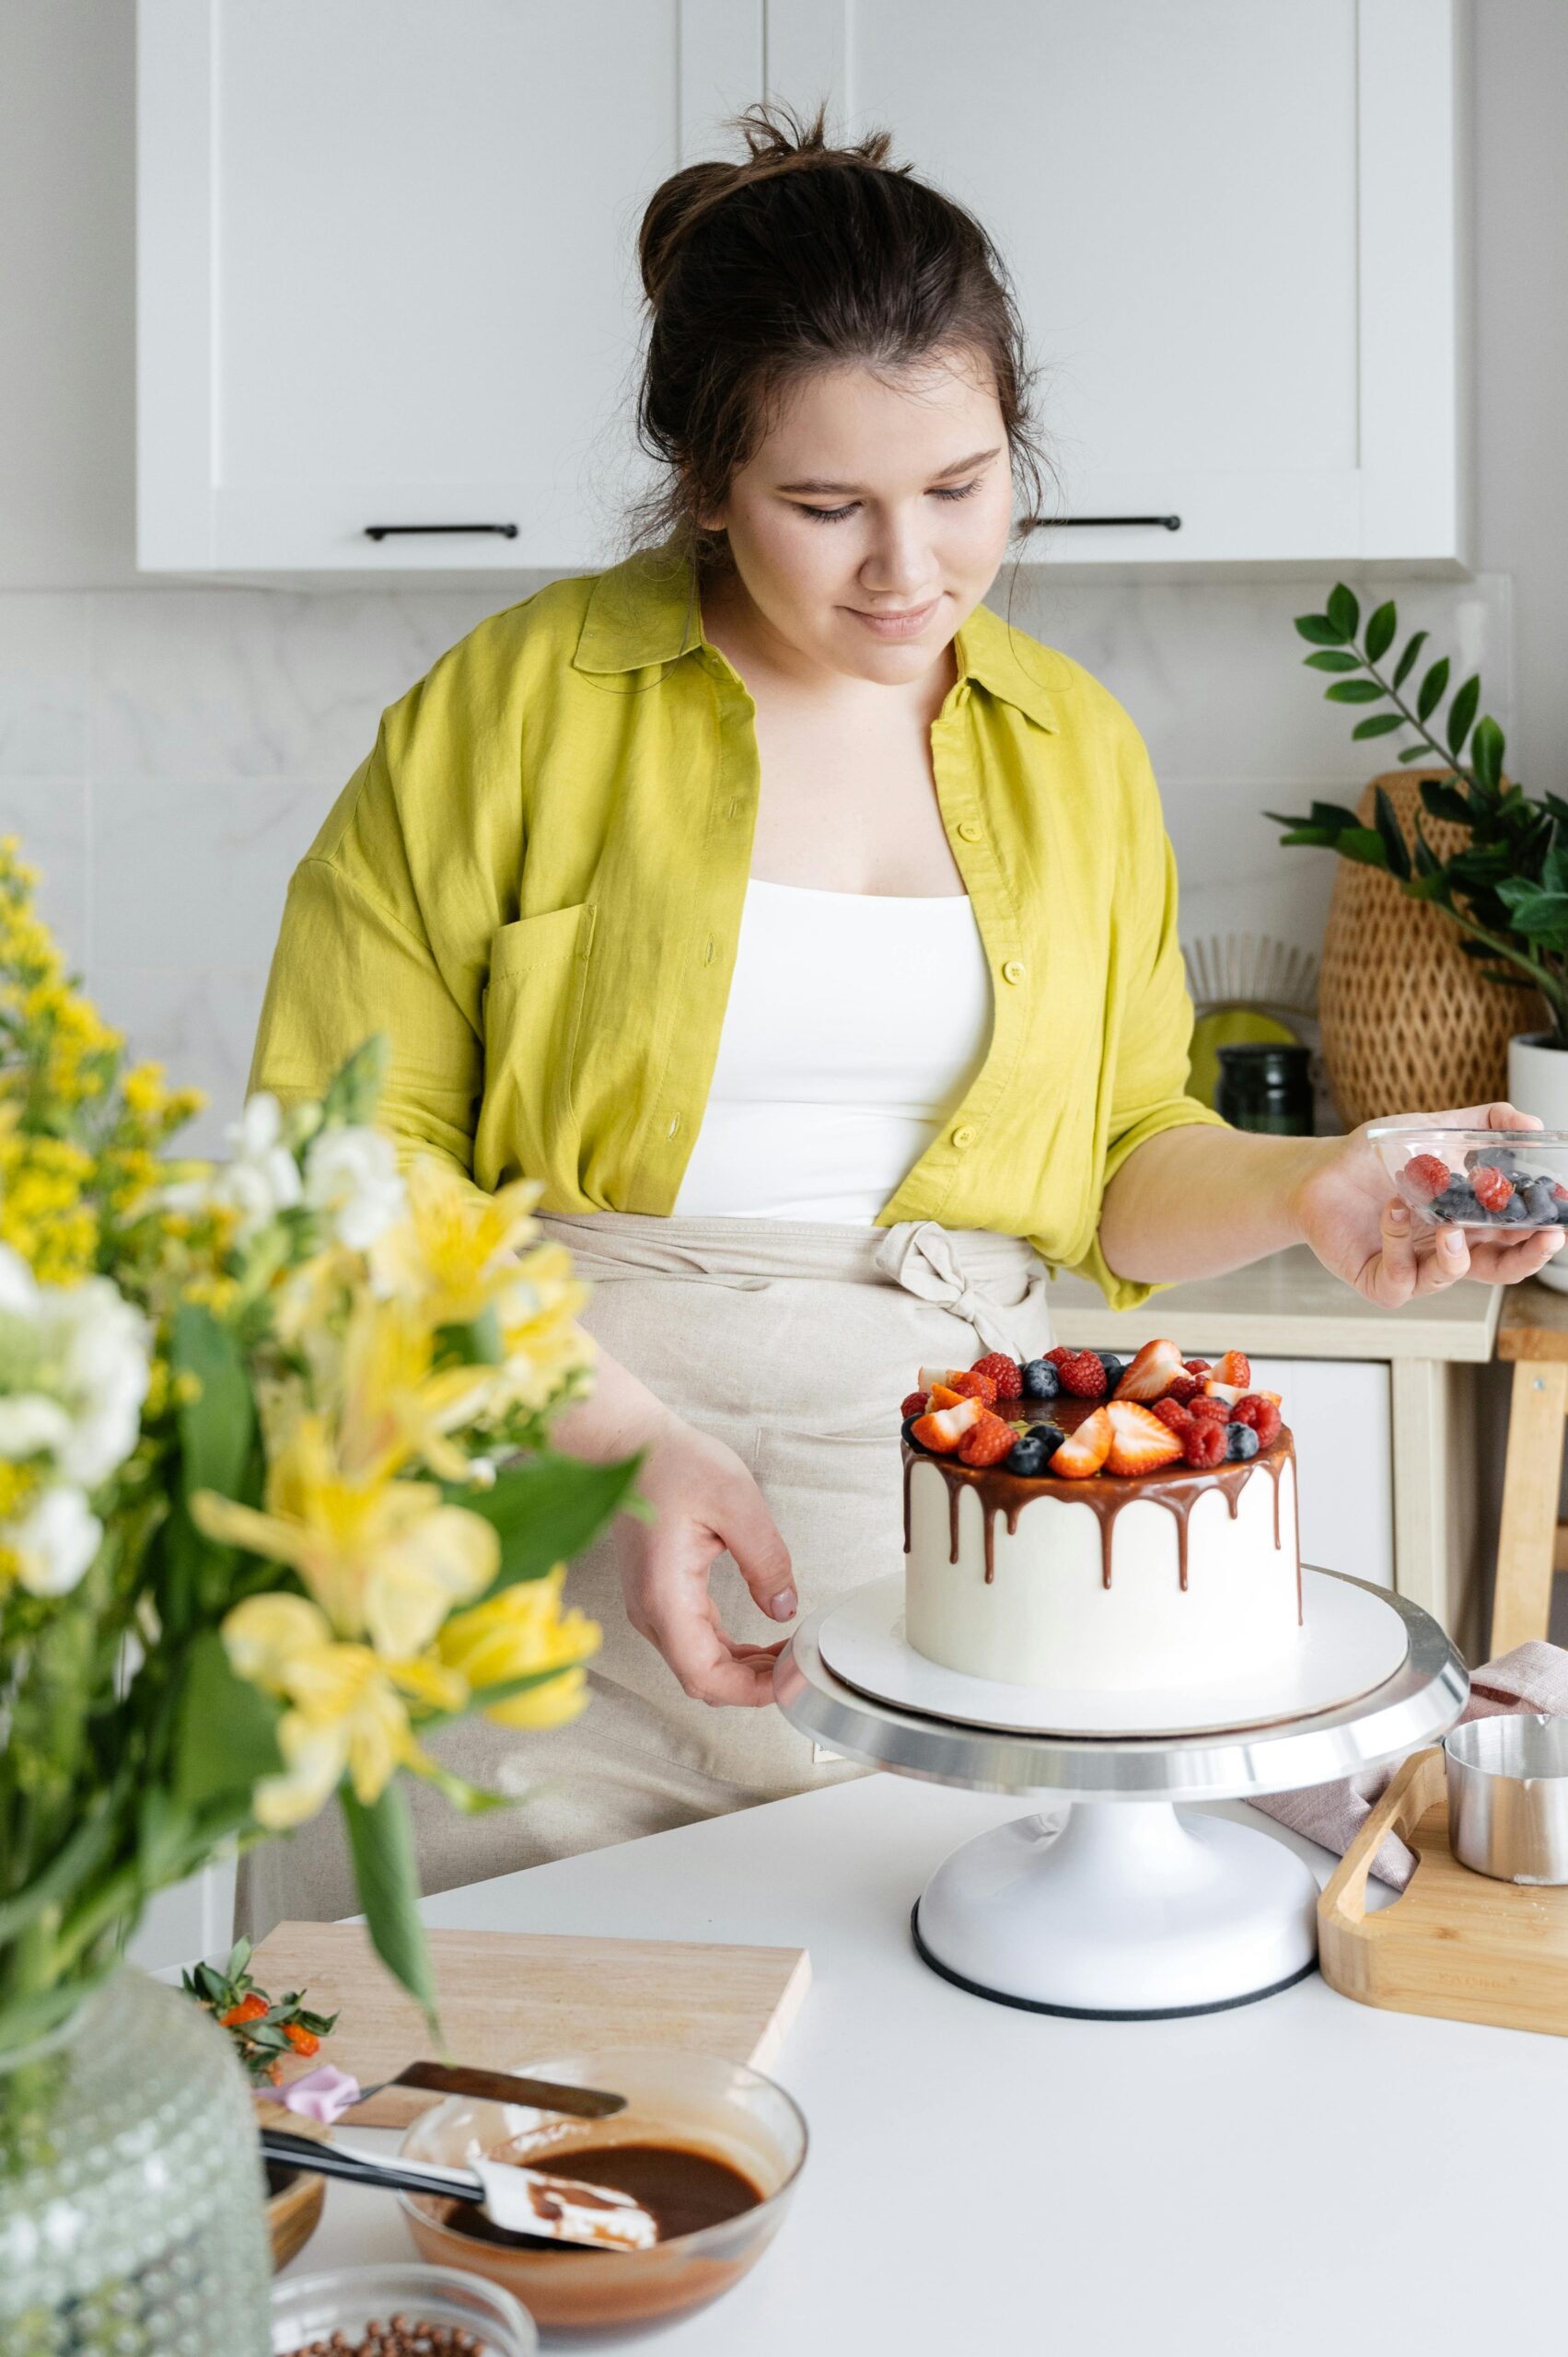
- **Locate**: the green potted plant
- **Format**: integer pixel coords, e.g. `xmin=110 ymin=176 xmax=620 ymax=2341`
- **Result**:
xmin=1271 ymin=583 xmax=1568 ymax=1288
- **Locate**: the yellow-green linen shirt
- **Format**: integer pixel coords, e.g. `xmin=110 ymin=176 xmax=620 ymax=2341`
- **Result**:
xmin=250 ymin=546 xmax=1225 ymax=1309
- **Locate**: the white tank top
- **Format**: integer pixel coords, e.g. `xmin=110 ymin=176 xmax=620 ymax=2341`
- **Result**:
xmin=672 ymin=878 xmax=993 ymax=1222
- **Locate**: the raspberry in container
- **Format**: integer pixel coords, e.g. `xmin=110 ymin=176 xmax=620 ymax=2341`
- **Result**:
xmin=1368 ymin=1125 xmax=1568 ymax=1232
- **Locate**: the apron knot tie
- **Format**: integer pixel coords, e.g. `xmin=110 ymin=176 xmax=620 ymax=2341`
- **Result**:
xmin=871 ymin=1220 xmax=1040 ymax=1361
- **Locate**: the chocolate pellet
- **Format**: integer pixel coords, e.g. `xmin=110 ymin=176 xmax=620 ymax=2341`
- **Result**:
xmin=278 ymin=2326 xmax=493 ymax=2357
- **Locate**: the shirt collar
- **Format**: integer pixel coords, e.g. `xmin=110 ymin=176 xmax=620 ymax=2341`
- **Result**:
xmin=575 ymin=544 xmax=1069 ymax=731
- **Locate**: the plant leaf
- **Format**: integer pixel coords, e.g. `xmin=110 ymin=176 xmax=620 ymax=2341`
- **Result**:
xmin=1307 ymin=800 xmax=1363 ymax=830
xmin=1340 ymin=827 xmax=1389 ymax=868
xmin=1325 ymin=583 xmax=1361 ymax=641
xmin=1496 ymin=877 xmax=1568 ymax=950
xmin=1416 ymin=656 xmax=1451 ymax=724
xmin=1373 ymin=788 xmax=1412 ymax=880
xmin=1304 ymin=650 xmax=1364 ymax=672
xmin=1392 ymin=629 xmax=1429 ymax=690
xmin=0 ymin=1790 xmax=125 ymax=1945
xmin=1365 ymin=600 xmax=1397 ymax=664
xmin=1398 ymin=742 xmax=1434 ymax=762
xmin=1324 ymin=679 xmax=1387 ymax=704
xmin=1446 ymin=673 xmax=1481 ymax=757
xmin=172 ymin=1629 xmax=284 ymax=1810
xmin=1352 ymin=713 xmax=1408 ymax=740
xmin=341 ymin=1783 xmax=441 ymax=2037
xmin=1470 ymin=714 xmax=1506 ymax=794
xmin=457 ymin=1450 xmax=645 ymax=1596
xmin=1295 ymin=612 xmax=1347 ymax=645
xmin=1420 ymin=779 xmax=1473 ymax=827
xmin=173 ymin=1303 xmax=255 ymax=1506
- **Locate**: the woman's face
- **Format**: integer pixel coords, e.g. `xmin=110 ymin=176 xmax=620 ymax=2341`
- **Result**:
xmin=705 ymin=351 xmax=1017 ymax=685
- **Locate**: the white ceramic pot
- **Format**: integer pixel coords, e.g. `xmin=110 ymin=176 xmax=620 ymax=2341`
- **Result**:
xmin=1508 ymin=1030 xmax=1568 ymax=1293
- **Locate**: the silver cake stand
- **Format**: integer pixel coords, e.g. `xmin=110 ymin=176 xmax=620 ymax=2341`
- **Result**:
xmin=773 ymin=1567 xmax=1467 ymax=2019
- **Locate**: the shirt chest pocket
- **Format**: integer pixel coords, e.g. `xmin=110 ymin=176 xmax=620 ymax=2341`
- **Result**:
xmin=478 ymin=901 xmax=598 ymax=1180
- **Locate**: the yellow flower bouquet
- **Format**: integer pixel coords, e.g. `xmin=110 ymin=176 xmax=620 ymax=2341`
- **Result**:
xmin=0 ymin=840 xmax=642 ymax=2047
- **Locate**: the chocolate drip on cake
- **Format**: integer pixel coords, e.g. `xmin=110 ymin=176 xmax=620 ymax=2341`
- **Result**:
xmin=902 ymin=1396 xmax=1296 ymax=1613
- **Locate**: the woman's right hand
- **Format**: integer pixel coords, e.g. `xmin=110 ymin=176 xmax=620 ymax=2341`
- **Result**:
xmin=613 ymin=1413 xmax=798 ymax=1708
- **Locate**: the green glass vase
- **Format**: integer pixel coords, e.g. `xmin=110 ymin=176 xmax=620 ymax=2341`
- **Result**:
xmin=0 ymin=1965 xmax=271 ymax=2355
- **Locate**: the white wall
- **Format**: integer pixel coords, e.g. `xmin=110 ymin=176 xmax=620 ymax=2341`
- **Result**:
xmin=0 ymin=0 xmax=1554 ymax=1148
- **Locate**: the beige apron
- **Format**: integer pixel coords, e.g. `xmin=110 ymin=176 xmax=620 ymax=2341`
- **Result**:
xmin=236 ymin=1213 xmax=1053 ymax=1940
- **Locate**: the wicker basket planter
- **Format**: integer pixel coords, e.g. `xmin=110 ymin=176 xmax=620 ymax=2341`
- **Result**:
xmin=1318 ymin=770 xmax=1544 ymax=1128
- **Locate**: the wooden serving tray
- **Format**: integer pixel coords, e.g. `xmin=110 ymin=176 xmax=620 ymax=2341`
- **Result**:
xmin=250 ymin=1921 xmax=811 ymax=2127
xmin=1318 ymin=1747 xmax=1568 ymax=2037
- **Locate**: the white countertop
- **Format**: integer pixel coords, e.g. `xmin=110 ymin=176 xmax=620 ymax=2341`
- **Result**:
xmin=288 ymin=1771 xmax=1567 ymax=2355
xmin=1050 ymin=1244 xmax=1503 ymax=1362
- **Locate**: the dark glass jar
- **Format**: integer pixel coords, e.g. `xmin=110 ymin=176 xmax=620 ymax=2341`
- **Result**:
xmin=1214 ymin=1043 xmax=1315 ymax=1136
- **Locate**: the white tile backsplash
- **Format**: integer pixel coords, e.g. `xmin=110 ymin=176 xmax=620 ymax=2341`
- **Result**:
xmin=0 ymin=593 xmax=88 ymax=775
xmin=92 ymin=778 xmax=331 ymax=969
xmin=0 ymin=567 xmax=1516 ymax=1141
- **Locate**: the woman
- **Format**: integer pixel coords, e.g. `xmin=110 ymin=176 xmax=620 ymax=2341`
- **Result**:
xmin=239 ymin=110 xmax=1558 ymax=1934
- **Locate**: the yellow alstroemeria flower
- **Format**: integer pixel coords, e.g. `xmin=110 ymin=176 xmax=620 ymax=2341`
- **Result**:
xmin=192 ymin=1414 xmax=499 ymax=1656
xmin=336 ymin=1294 xmax=495 ymax=1486
xmin=436 ymin=1565 xmax=600 ymax=1730
xmin=223 ymin=1591 xmax=468 ymax=1827
xmin=370 ymin=1157 xmax=545 ymax=1329
xmin=493 ymin=1241 xmax=595 ymax=1417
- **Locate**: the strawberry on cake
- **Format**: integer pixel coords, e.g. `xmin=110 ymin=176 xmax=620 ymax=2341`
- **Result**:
xmin=899 ymin=1341 xmax=1300 ymax=1692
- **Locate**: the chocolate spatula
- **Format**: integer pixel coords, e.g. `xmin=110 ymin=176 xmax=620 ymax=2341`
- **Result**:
xmin=260 ymin=2127 xmax=657 ymax=2252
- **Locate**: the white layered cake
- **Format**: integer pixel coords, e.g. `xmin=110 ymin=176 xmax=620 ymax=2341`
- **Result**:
xmin=900 ymin=1342 xmax=1302 ymax=1693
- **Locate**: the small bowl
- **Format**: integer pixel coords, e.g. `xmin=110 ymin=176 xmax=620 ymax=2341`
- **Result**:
xmin=1445 ymin=1714 xmax=1568 ymax=1883
xmin=272 ymin=2261 xmax=537 ymax=2354
xmin=257 ymin=2098 xmax=328 ymax=2273
xmin=397 ymin=2047 xmax=807 ymax=2340
xmin=1367 ymin=1125 xmax=1568 ymax=1232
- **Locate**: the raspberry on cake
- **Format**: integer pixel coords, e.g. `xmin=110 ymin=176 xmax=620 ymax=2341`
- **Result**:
xmin=1055 ymin=1350 xmax=1109 ymax=1400
xmin=970 ymin=1352 xmax=1024 ymax=1400
xmin=958 ymin=1413 xmax=1017 ymax=1468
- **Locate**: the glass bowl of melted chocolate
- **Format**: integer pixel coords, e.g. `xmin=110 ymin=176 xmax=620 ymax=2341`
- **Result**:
xmin=397 ymin=2047 xmax=807 ymax=2339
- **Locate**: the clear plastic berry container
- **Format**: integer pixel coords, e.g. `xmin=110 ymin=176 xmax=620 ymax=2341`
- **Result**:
xmin=1367 ymin=1125 xmax=1568 ymax=1231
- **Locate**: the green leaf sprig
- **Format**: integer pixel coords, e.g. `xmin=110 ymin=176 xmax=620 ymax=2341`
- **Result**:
xmin=1269 ymin=583 xmax=1568 ymax=1046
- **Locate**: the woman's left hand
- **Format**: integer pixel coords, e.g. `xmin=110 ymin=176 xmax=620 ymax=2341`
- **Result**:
xmin=1294 ymin=1100 xmax=1565 ymax=1305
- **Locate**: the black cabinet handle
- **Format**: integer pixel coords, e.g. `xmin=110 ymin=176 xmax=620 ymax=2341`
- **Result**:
xmin=364 ymin=521 xmax=519 ymax=540
xmin=1031 ymin=513 xmax=1182 ymax=531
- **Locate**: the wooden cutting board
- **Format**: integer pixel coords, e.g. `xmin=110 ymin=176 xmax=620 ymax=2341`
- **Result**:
xmin=1318 ymin=1747 xmax=1568 ymax=2037
xmin=250 ymin=1921 xmax=811 ymax=2127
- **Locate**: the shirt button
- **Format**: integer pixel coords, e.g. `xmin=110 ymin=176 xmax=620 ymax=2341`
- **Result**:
xmin=952 ymin=1124 xmax=979 ymax=1149
xmin=956 ymin=820 xmax=982 ymax=843
xmin=1002 ymin=958 xmax=1027 ymax=985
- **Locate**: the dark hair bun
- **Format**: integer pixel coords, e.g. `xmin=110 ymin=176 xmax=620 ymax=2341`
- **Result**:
xmin=638 ymin=105 xmax=895 ymax=308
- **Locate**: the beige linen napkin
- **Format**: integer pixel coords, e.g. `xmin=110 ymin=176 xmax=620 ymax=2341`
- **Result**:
xmin=1252 ymin=1640 xmax=1568 ymax=1890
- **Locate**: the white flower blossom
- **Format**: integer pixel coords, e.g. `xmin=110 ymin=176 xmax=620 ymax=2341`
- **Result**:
xmin=51 ymin=1278 xmax=152 ymax=1487
xmin=0 ymin=1395 xmax=74 ymax=1461
xmin=5 ymin=1483 xmax=102 ymax=1597
xmin=0 ymin=1264 xmax=149 ymax=1494
xmin=303 ymin=1125 xmax=406 ymax=1251
xmin=213 ymin=1091 xmax=303 ymax=1239
xmin=0 ymin=1244 xmax=39 ymax=1317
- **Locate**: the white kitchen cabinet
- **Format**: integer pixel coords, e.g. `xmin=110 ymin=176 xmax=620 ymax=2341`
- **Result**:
xmin=139 ymin=0 xmax=1469 ymax=576
xmin=136 ymin=0 xmax=763 ymax=572
xmin=766 ymin=0 xmax=1471 ymax=567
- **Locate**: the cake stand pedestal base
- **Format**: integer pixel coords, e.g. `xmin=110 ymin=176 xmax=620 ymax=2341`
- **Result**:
xmin=912 ymin=1801 xmax=1319 ymax=2018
